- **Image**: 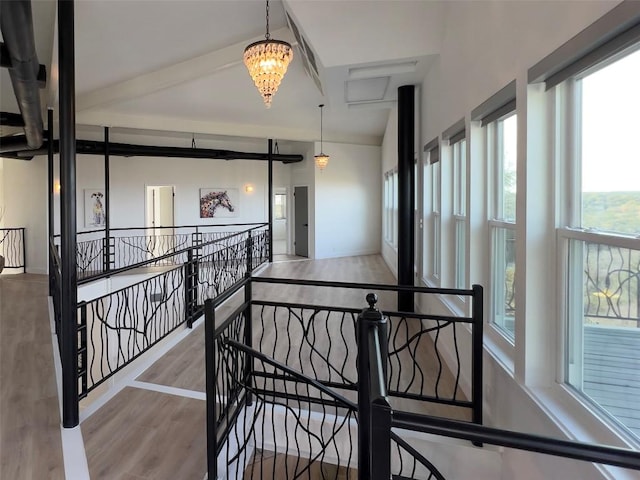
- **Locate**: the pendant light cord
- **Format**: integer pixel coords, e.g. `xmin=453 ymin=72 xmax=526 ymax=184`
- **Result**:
xmin=265 ymin=0 xmax=270 ymax=40
xmin=319 ymin=104 xmax=324 ymax=152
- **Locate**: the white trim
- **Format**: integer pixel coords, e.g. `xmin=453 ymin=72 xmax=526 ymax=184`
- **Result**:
xmin=558 ymin=227 xmax=640 ymax=248
xmin=48 ymin=298 xmax=91 ymax=480
xmin=129 ymin=380 xmax=206 ymax=401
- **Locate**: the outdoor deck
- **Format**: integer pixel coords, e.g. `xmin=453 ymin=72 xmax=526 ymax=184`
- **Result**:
xmin=584 ymin=325 xmax=640 ymax=438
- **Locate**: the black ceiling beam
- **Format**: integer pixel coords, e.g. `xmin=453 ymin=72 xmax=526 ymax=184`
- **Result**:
xmin=0 ymin=111 xmax=26 ymax=127
xmin=0 ymin=137 xmax=304 ymax=163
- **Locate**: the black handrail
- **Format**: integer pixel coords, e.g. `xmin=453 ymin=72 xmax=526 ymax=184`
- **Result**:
xmin=225 ymin=339 xmax=358 ymax=411
xmin=252 ymin=276 xmax=478 ymax=296
xmin=52 ymin=222 xmax=269 ymax=238
xmin=77 ymin=227 xmax=261 ymax=285
xmin=392 ymin=411 xmax=640 ymax=471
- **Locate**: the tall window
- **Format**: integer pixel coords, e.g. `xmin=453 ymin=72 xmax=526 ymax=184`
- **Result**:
xmin=451 ymin=136 xmax=467 ymax=289
xmin=561 ymin=46 xmax=640 ymax=438
xmin=488 ymin=113 xmax=517 ymax=339
xmin=383 ymin=169 xmax=399 ymax=248
xmin=274 ymin=193 xmax=287 ymax=220
xmin=392 ymin=170 xmax=398 ymax=248
xmin=422 ymin=140 xmax=440 ymax=284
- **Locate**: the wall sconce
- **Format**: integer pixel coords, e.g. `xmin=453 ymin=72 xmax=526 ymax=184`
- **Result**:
xmin=245 ymin=184 xmax=254 ymax=193
xmin=54 ymin=182 xmax=61 ymax=193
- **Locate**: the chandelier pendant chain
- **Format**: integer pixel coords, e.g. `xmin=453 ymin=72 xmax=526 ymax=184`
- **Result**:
xmin=265 ymin=0 xmax=270 ymax=40
xmin=320 ymin=103 xmax=324 ymax=151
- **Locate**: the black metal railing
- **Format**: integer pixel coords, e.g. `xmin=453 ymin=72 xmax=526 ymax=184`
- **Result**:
xmin=206 ymin=288 xmax=359 ymax=479
xmin=49 ymin=237 xmax=62 ymax=352
xmin=205 ymin=279 xmax=481 ymax=479
xmin=250 ymin=277 xmax=483 ymax=424
xmin=0 ymin=227 xmax=26 ymax=272
xmin=583 ymin=241 xmax=640 ymax=327
xmin=362 ymin=295 xmax=640 ymax=479
xmin=73 ymin=224 xmax=269 ymax=399
xmin=53 ymin=222 xmax=268 ymax=281
xmin=389 ymin=412 xmax=640 ymax=474
xmin=77 ymin=265 xmax=186 ymax=397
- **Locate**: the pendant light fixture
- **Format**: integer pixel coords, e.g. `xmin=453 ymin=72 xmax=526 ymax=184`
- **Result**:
xmin=314 ymin=104 xmax=330 ymax=171
xmin=243 ymin=0 xmax=293 ymax=108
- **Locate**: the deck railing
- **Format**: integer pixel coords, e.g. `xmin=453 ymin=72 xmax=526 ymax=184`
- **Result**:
xmin=0 ymin=227 xmax=26 ymax=272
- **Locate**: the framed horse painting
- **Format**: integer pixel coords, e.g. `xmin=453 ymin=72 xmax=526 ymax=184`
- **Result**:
xmin=199 ymin=188 xmax=239 ymax=218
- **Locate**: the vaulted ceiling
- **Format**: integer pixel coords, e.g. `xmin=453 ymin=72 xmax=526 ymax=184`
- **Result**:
xmin=2 ymin=0 xmax=447 ymax=147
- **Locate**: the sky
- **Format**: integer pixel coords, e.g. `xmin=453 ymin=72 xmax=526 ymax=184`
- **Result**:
xmin=582 ymin=47 xmax=640 ymax=193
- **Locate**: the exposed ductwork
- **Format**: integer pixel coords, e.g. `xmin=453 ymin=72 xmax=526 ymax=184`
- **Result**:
xmin=0 ymin=136 xmax=304 ymax=163
xmin=0 ymin=0 xmax=45 ymax=149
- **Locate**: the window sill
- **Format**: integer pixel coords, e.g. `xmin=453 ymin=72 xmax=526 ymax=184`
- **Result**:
xmin=486 ymin=352 xmax=639 ymax=479
xmin=484 ymin=328 xmax=515 ymax=375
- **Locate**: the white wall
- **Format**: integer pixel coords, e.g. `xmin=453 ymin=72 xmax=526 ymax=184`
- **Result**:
xmin=1 ymin=155 xmax=48 ymax=273
xmin=314 ymin=141 xmax=381 ymax=260
xmin=404 ymin=2 xmax=632 ymax=479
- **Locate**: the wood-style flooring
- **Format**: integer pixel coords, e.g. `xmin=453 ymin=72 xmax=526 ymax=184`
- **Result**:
xmin=244 ymin=450 xmax=356 ymax=480
xmin=0 ymin=255 xmax=469 ymax=480
xmin=0 ymin=274 xmax=65 ymax=479
xmin=81 ymin=387 xmax=206 ymax=479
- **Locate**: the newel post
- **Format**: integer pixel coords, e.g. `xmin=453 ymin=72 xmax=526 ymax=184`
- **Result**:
xmin=357 ymin=293 xmax=390 ymax=480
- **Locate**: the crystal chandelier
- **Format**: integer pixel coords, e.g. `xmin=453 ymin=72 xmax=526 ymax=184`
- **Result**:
xmin=314 ymin=104 xmax=330 ymax=170
xmin=243 ymin=0 xmax=293 ymax=108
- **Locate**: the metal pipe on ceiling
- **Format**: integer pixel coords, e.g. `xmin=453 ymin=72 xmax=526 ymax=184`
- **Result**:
xmin=0 ymin=0 xmax=45 ymax=149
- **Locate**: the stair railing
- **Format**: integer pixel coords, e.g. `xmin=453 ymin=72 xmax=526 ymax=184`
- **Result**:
xmin=0 ymin=227 xmax=26 ymax=272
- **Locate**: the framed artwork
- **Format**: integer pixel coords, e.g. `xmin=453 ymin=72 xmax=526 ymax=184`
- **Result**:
xmin=84 ymin=189 xmax=106 ymax=227
xmin=199 ymin=188 xmax=239 ymax=218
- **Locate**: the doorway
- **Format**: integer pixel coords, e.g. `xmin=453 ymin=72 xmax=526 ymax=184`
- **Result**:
xmin=145 ymin=186 xmax=175 ymax=257
xmin=294 ymin=186 xmax=308 ymax=257
xmin=273 ymin=188 xmax=288 ymax=255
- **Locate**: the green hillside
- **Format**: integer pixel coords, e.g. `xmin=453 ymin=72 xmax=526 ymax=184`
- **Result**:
xmin=583 ymin=191 xmax=640 ymax=235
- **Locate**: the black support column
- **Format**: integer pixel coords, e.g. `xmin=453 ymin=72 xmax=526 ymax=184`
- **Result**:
xmin=104 ymin=126 xmax=110 ymax=273
xmin=397 ymin=85 xmax=415 ymax=312
xmin=47 ymin=108 xmax=54 ymax=295
xmin=58 ymin=0 xmax=79 ymax=428
xmin=268 ymin=139 xmax=273 ymax=263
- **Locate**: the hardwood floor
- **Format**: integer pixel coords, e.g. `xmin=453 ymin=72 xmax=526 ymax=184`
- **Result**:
xmin=0 ymin=274 xmax=65 ymax=480
xmin=244 ymin=450 xmax=356 ymax=480
xmin=0 ymin=255 xmax=470 ymax=480
xmin=81 ymin=387 xmax=206 ymax=480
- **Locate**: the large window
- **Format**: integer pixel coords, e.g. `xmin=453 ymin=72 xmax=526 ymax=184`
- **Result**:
xmin=274 ymin=193 xmax=287 ymax=220
xmin=432 ymin=159 xmax=441 ymax=283
xmin=422 ymin=140 xmax=440 ymax=284
xmin=383 ymin=169 xmax=399 ymax=248
xmin=451 ymin=137 xmax=467 ymax=289
xmin=561 ymin=46 xmax=640 ymax=439
xmin=488 ymin=113 xmax=517 ymax=339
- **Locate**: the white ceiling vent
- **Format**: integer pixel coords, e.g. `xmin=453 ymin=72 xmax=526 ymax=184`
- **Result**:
xmin=285 ymin=10 xmax=323 ymax=95
xmin=345 ymin=77 xmax=390 ymax=104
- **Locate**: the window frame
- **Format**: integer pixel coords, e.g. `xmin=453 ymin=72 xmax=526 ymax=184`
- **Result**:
xmin=486 ymin=112 xmax=518 ymax=342
xmin=555 ymin=44 xmax=640 ymax=445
